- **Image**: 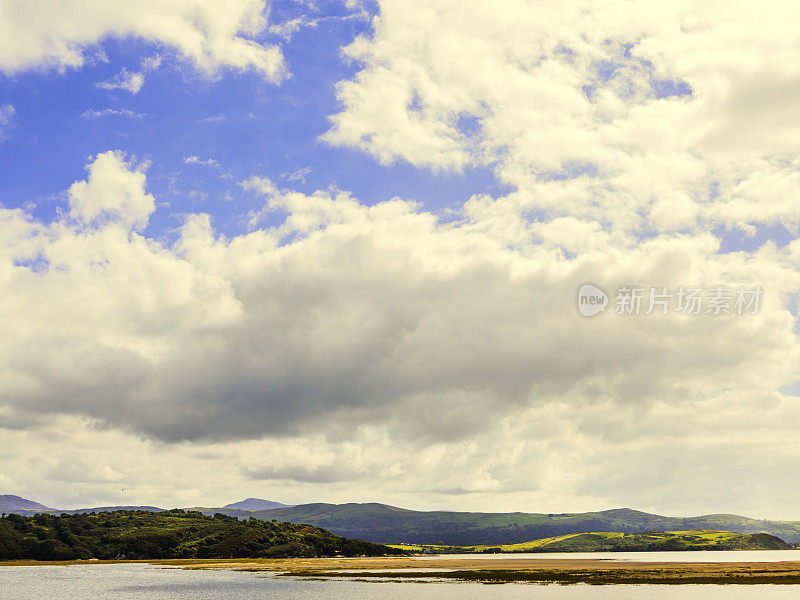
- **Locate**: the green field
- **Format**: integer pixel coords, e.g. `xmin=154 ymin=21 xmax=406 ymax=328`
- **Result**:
xmin=389 ymin=530 xmax=791 ymax=553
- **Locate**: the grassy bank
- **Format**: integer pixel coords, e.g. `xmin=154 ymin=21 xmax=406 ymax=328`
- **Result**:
xmin=390 ymin=530 xmax=791 ymax=553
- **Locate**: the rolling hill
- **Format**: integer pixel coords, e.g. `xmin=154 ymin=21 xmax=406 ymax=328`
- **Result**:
xmin=393 ymin=530 xmax=792 ymax=553
xmin=245 ymin=504 xmax=800 ymax=545
xmin=5 ymin=494 xmax=800 ymax=546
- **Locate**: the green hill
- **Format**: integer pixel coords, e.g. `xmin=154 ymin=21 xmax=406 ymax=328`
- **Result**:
xmin=245 ymin=504 xmax=800 ymax=546
xmin=393 ymin=530 xmax=791 ymax=553
xmin=6 ymin=495 xmax=800 ymax=548
xmin=0 ymin=510 xmax=403 ymax=561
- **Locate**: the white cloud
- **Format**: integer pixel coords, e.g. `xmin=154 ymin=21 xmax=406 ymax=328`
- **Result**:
xmin=266 ymin=7 xmax=370 ymax=42
xmin=97 ymin=55 xmax=162 ymax=94
xmin=0 ymin=0 xmax=285 ymax=81
xmin=323 ymin=0 xmax=800 ymax=233
xmin=199 ymin=114 xmax=228 ymax=124
xmin=0 ymin=104 xmax=15 ymax=140
xmin=80 ymin=108 xmax=145 ymax=119
xmin=283 ymin=166 xmax=312 ymax=184
xmin=184 ymin=156 xmax=222 ymax=169
xmin=66 ymin=151 xmax=155 ymax=229
xmin=184 ymin=155 xmax=230 ymax=179
xmin=268 ymin=17 xmax=312 ymax=41
xmin=97 ymin=68 xmax=146 ymax=94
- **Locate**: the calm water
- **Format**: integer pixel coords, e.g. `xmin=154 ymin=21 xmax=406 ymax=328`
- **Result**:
xmin=1 ymin=561 xmax=800 ymax=600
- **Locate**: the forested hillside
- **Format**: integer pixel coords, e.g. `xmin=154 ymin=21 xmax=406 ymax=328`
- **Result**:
xmin=0 ymin=510 xmax=403 ymax=560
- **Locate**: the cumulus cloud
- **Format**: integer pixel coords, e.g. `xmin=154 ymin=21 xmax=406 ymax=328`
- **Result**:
xmin=323 ymin=0 xmax=800 ymax=233
xmin=66 ymin=152 xmax=155 ymax=229
xmin=0 ymin=0 xmax=285 ymax=80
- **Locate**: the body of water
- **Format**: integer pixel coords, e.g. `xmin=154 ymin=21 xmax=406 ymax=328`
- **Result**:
xmin=2 ymin=561 xmax=800 ymax=600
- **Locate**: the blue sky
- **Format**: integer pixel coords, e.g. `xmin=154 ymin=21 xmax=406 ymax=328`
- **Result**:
xmin=0 ymin=0 xmax=790 ymax=252
xmin=0 ymin=0 xmax=505 ymax=241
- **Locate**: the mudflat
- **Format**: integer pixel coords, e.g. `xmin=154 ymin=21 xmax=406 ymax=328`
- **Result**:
xmin=191 ymin=557 xmax=800 ymax=583
xmin=6 ymin=556 xmax=800 ymax=584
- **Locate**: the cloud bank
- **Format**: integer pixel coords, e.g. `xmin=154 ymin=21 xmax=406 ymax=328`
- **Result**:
xmin=2 ymin=152 xmax=798 ymax=451
xmin=324 ymin=0 xmax=800 ymax=233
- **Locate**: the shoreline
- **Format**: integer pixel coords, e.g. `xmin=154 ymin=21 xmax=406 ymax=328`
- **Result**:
xmin=4 ymin=556 xmax=800 ymax=584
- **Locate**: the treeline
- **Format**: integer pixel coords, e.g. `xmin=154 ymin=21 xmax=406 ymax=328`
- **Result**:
xmin=0 ymin=510 xmax=405 ymax=561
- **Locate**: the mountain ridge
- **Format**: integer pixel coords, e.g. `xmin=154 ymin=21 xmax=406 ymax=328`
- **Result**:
xmin=246 ymin=503 xmax=800 ymax=545
xmin=223 ymin=498 xmax=293 ymax=510
xmin=0 ymin=495 xmax=53 ymax=512
xmin=4 ymin=494 xmax=800 ymax=545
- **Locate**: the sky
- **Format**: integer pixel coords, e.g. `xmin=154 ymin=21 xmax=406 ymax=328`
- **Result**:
xmin=1 ymin=0 xmax=800 ymax=518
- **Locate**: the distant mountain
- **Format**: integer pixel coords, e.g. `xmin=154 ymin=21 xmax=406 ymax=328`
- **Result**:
xmin=223 ymin=498 xmax=293 ymax=511
xmin=0 ymin=495 xmax=164 ymax=516
xmin=69 ymin=506 xmax=165 ymax=514
xmin=6 ymin=494 xmax=800 ymax=547
xmin=246 ymin=503 xmax=800 ymax=545
xmin=0 ymin=495 xmax=53 ymax=512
